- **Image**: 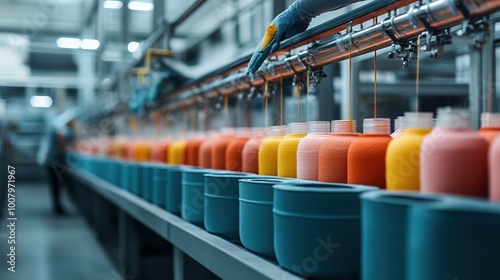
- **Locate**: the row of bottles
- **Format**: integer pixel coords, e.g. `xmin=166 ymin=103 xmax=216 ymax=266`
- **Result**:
xmin=91 ymin=109 xmax=500 ymax=201
xmin=388 ymin=109 xmax=499 ymax=199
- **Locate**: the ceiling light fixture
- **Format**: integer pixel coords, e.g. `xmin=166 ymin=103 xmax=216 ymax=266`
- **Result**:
xmin=103 ymin=0 xmax=123 ymax=9
xmin=128 ymin=1 xmax=154 ymax=11
xmin=30 ymin=96 xmax=53 ymax=108
xmin=127 ymin=41 xmax=140 ymax=53
xmin=56 ymin=37 xmax=81 ymax=49
xmin=81 ymin=39 xmax=100 ymax=50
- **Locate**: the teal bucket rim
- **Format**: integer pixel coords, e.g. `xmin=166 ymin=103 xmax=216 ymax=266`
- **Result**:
xmin=273 ymin=183 xmax=376 ymax=193
xmin=239 ymin=178 xmax=295 ymax=185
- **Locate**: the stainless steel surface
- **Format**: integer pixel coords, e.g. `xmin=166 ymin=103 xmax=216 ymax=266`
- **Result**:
xmin=71 ymin=168 xmax=303 ymax=280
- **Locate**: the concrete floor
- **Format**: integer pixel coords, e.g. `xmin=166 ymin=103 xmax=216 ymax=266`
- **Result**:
xmin=0 ymin=182 xmax=118 ymax=280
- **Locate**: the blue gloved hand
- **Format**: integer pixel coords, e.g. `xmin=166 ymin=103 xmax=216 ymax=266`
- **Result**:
xmin=247 ymin=0 xmax=363 ymax=74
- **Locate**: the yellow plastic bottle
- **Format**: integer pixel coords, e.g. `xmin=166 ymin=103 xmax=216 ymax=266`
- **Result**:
xmin=278 ymin=123 xmax=308 ymax=178
xmin=386 ymin=112 xmax=433 ymax=191
xmin=135 ymin=139 xmax=151 ymax=162
xmin=168 ymin=140 xmax=187 ymax=165
xmin=258 ymin=126 xmax=287 ymax=176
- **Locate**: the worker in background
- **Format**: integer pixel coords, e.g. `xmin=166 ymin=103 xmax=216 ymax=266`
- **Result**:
xmin=37 ymin=117 xmax=76 ymax=215
xmin=247 ymin=0 xmax=365 ymax=74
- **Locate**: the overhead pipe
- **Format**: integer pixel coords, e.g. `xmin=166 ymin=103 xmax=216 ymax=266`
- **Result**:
xmin=164 ymin=0 xmax=499 ymax=110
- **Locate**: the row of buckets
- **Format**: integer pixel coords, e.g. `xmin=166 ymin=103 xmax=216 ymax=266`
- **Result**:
xmin=78 ymin=154 xmax=500 ymax=280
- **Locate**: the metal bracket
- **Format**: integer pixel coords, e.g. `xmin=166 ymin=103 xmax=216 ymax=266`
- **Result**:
xmin=387 ymin=41 xmax=418 ymax=68
xmin=456 ymin=17 xmax=490 ymax=49
xmin=336 ymin=21 xmax=361 ymax=53
xmin=419 ymin=28 xmax=452 ymax=59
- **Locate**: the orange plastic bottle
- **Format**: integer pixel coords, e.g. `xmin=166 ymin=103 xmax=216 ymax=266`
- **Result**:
xmin=479 ymin=113 xmax=500 ymax=144
xmin=226 ymin=134 xmax=250 ymax=171
xmin=348 ymin=118 xmax=392 ymax=189
xmin=211 ymin=132 xmax=235 ymax=170
xmin=124 ymin=140 xmax=137 ymax=161
xmin=258 ymin=126 xmax=287 ymax=176
xmin=421 ymin=108 xmax=489 ymax=197
xmin=278 ymin=123 xmax=308 ymax=178
xmin=489 ymin=136 xmax=500 ymax=201
xmin=318 ymin=120 xmax=358 ymax=183
xmin=296 ymin=121 xmax=331 ymax=180
xmin=386 ymin=112 xmax=433 ymax=191
xmin=242 ymin=128 xmax=265 ymax=174
xmin=199 ymin=131 xmax=220 ymax=168
xmin=185 ymin=137 xmax=205 ymax=166
xmin=151 ymin=139 xmax=171 ymax=163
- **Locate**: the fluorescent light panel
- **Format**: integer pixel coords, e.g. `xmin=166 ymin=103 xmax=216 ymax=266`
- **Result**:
xmin=103 ymin=0 xmax=123 ymax=9
xmin=56 ymin=37 xmax=80 ymax=49
xmin=128 ymin=1 xmax=153 ymax=11
xmin=81 ymin=39 xmax=100 ymax=50
xmin=56 ymin=38 xmax=100 ymax=50
xmin=127 ymin=41 xmax=140 ymax=53
xmin=30 ymin=96 xmax=53 ymax=108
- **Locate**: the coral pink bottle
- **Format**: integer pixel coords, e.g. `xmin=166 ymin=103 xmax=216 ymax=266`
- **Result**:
xmin=318 ymin=120 xmax=358 ymax=183
xmin=242 ymin=128 xmax=265 ymax=174
xmin=199 ymin=131 xmax=220 ymax=168
xmin=185 ymin=137 xmax=205 ymax=166
xmin=296 ymin=121 xmax=331 ymax=180
xmin=479 ymin=113 xmax=500 ymax=144
xmin=489 ymin=136 xmax=500 ymax=201
xmin=151 ymin=139 xmax=171 ymax=163
xmin=226 ymin=129 xmax=251 ymax=171
xmin=421 ymin=108 xmax=489 ymax=197
xmin=211 ymin=129 xmax=235 ymax=170
xmin=347 ymin=118 xmax=392 ymax=189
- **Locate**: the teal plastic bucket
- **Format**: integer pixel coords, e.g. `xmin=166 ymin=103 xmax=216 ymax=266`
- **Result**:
xmin=182 ymin=168 xmax=218 ymax=227
xmin=408 ymin=199 xmax=500 ymax=280
xmin=239 ymin=177 xmax=296 ymax=259
xmin=151 ymin=163 xmax=170 ymax=208
xmin=273 ymin=181 xmax=375 ymax=279
xmin=360 ymin=191 xmax=446 ymax=280
xmin=165 ymin=167 xmax=184 ymax=215
xmin=203 ymin=172 xmax=253 ymax=242
xmin=120 ymin=161 xmax=132 ymax=191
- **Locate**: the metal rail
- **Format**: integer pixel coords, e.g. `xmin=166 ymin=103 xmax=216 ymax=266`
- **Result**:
xmin=160 ymin=0 xmax=499 ymax=111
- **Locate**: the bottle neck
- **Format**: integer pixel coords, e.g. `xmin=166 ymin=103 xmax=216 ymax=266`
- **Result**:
xmin=404 ymin=112 xmax=434 ymax=129
xmin=363 ymin=118 xmax=390 ymax=135
xmin=288 ymin=122 xmax=308 ymax=134
xmin=307 ymin=121 xmax=330 ymax=134
xmin=481 ymin=113 xmax=500 ymax=128
xmin=269 ymin=125 xmax=287 ymax=136
xmin=332 ymin=120 xmax=357 ymax=133
xmin=436 ymin=108 xmax=470 ymax=129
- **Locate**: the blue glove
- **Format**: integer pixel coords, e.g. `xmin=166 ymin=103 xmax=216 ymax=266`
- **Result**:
xmin=247 ymin=0 xmax=364 ymax=74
